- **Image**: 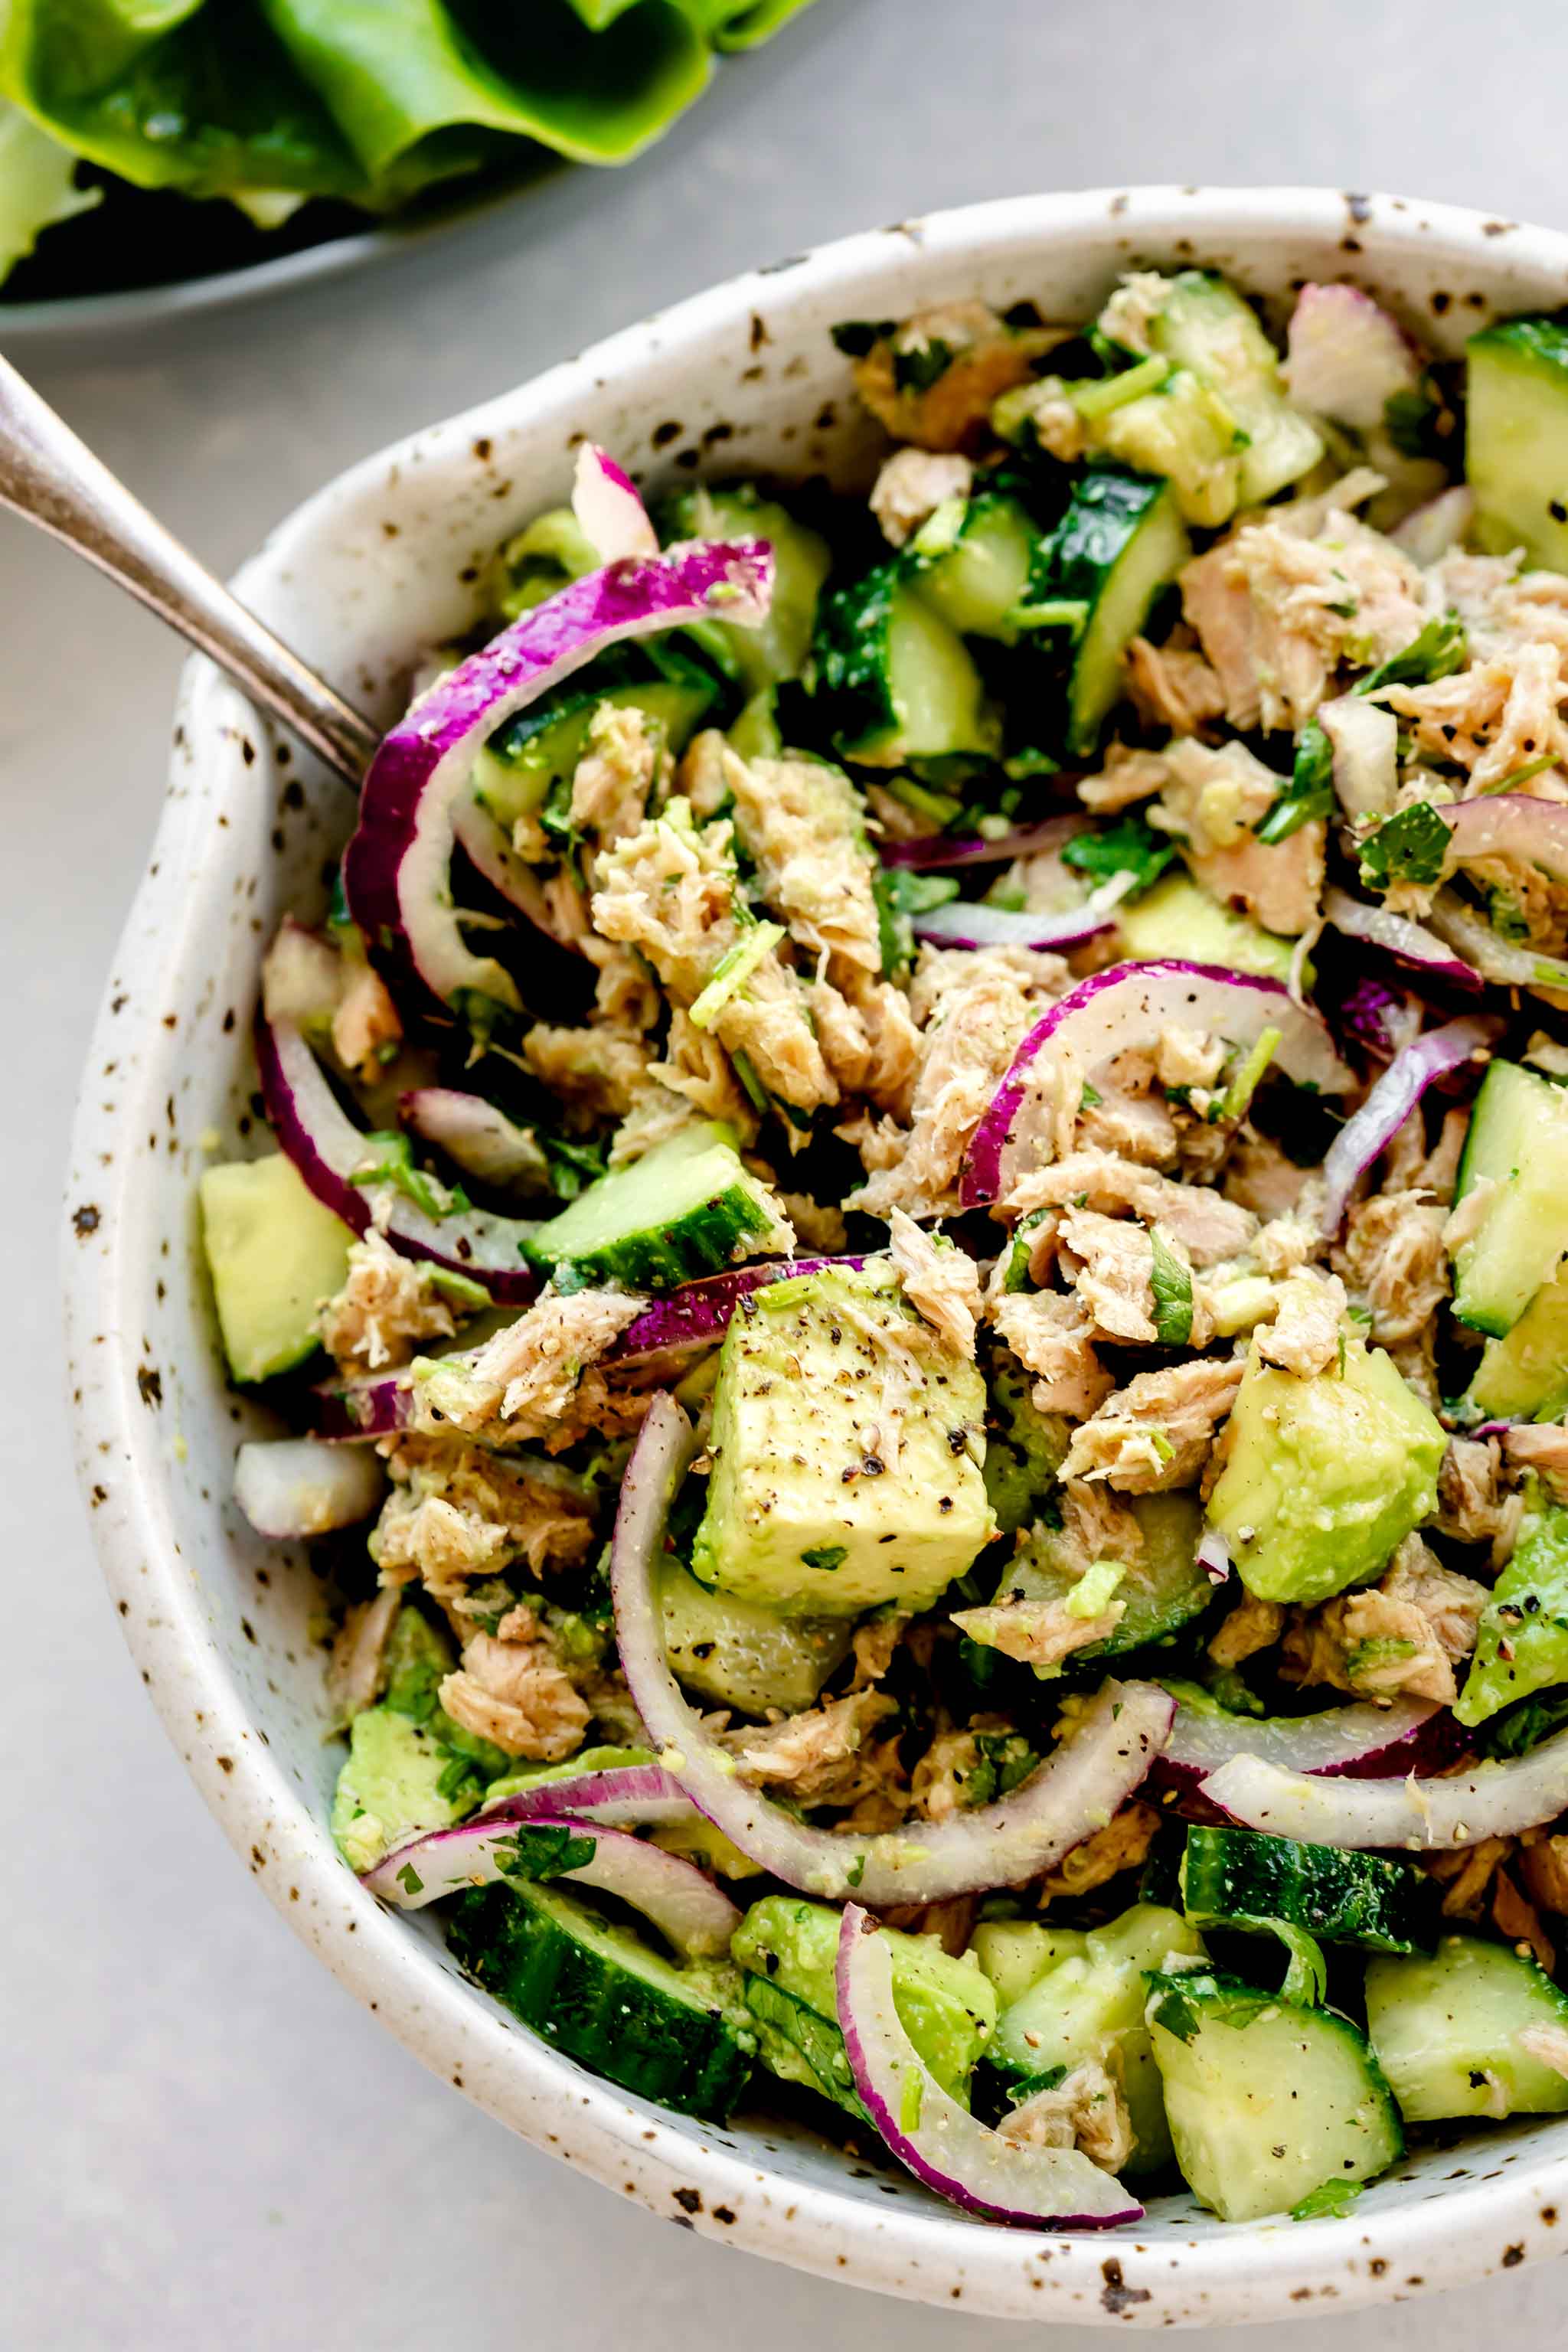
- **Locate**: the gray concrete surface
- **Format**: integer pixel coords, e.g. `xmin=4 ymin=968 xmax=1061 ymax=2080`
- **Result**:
xmin=8 ymin=0 xmax=1568 ymax=2340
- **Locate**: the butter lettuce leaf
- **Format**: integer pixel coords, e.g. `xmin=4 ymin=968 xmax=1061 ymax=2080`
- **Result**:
xmin=0 ymin=98 xmax=100 ymax=276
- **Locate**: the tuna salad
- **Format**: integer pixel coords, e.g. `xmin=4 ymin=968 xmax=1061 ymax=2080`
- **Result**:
xmin=204 ymin=270 xmax=1568 ymax=2230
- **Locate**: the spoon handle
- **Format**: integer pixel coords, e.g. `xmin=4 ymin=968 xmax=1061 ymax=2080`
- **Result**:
xmin=0 ymin=351 xmax=378 ymax=786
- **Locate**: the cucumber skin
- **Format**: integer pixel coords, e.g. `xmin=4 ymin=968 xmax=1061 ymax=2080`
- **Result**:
xmin=1181 ymin=1827 xmax=1431 ymax=1955
xmin=1037 ymin=470 xmax=1189 ymax=753
xmin=1468 ymin=318 xmax=1568 ymax=574
xmin=449 ymin=1883 xmax=754 ymax=2121
xmin=1451 ymin=1060 xmax=1568 ymax=1338
xmin=523 ymin=1180 xmax=779 ymax=1292
xmin=1365 ymin=1933 xmax=1568 ymax=2123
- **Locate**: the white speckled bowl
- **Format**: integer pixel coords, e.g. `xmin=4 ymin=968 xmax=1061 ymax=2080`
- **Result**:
xmin=64 ymin=188 xmax=1568 ymax=2324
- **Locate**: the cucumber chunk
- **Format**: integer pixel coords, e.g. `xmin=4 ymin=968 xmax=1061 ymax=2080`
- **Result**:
xmin=1096 ymin=368 xmax=1247 ymax=528
xmin=199 ymin=1153 xmax=354 ymax=1383
xmin=741 ymin=1971 xmax=862 ymax=2112
xmin=1365 ymin=1933 xmax=1568 ymax=2123
xmin=1146 ymin=1969 xmax=1403 ymax=2221
xmin=810 ymin=563 xmax=997 ymax=765
xmin=1033 ymin=470 xmax=1190 ymax=755
xmin=521 ymin=1122 xmax=790 ymax=1292
xmin=991 ymin=1904 xmax=1207 ymax=2176
xmin=449 ymin=1880 xmax=754 ymax=2120
xmin=1180 ymin=1826 xmax=1431 ymax=1955
xmin=1462 ymin=1261 xmax=1568 ymax=1423
xmin=905 ymin=492 xmax=1041 ymax=641
xmin=733 ymin=1894 xmax=996 ymax=2104
xmin=968 ymin=1920 xmax=1089 ymax=2008
xmin=1450 ymin=1060 xmax=1568 ymax=1336
xmin=659 ymin=484 xmax=832 ymax=691
xmin=1150 ymin=272 xmax=1325 ymax=506
xmin=999 ymin=1491 xmax=1210 ymax=1662
xmin=1455 ymin=1483 xmax=1568 ymax=1727
xmin=1115 ymin=870 xmax=1297 ymax=985
xmin=1468 ymin=316 xmax=1568 ymax=573
xmin=659 ymin=1558 xmax=851 ymax=1715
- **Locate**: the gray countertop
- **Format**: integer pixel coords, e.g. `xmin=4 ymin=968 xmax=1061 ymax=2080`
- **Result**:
xmin=9 ymin=0 xmax=1568 ymax=2337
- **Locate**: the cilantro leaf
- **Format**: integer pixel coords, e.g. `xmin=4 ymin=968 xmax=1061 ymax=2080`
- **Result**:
xmin=1291 ymin=2179 xmax=1364 ymax=2223
xmin=1257 ymin=721 xmax=1333 ymax=844
xmin=1358 ymin=802 xmax=1454 ymax=888
xmin=1360 ymin=609 xmax=1467 ymax=692
xmin=1149 ymin=1227 xmax=1194 ymax=1346
xmin=1062 ymin=811 xmax=1176 ymax=896
xmin=349 ymin=1132 xmax=469 ymax=1220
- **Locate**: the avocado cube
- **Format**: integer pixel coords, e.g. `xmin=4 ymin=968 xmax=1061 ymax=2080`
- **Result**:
xmin=691 ymin=1266 xmax=993 ymax=1615
xmin=1207 ymin=1338 xmax=1444 ymax=1606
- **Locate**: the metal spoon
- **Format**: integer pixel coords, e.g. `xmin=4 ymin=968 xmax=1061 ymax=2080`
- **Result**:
xmin=0 ymin=349 xmax=378 ymax=786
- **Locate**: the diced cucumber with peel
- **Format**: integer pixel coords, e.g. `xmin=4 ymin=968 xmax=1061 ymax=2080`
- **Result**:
xmin=906 ymin=493 xmax=1041 ymax=641
xmin=1031 ymin=470 xmax=1191 ymax=755
xmin=1462 ymin=1261 xmax=1568 ymax=1423
xmin=659 ymin=1559 xmax=851 ymax=1716
xmin=449 ymin=1880 xmax=754 ymax=2120
xmin=199 ymin=1153 xmax=354 ymax=1383
xmin=1151 ymin=271 xmax=1325 ymax=505
xmin=1467 ymin=316 xmax=1568 ymax=573
xmin=990 ymin=1903 xmax=1207 ymax=2176
xmin=967 ymin=1920 xmax=1089 ymax=2009
xmin=1365 ymin=1934 xmax=1568 ymax=2124
xmin=1146 ymin=1969 xmax=1402 ymax=2221
xmin=1450 ymin=1060 xmax=1568 ymax=1336
xmin=521 ymin=1122 xmax=790 ymax=1292
xmin=1180 ymin=1826 xmax=1431 ymax=1955
xmin=810 ymin=563 xmax=998 ymax=765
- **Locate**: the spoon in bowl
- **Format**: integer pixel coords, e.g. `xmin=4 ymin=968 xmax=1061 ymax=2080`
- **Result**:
xmin=0 ymin=348 xmax=378 ymax=786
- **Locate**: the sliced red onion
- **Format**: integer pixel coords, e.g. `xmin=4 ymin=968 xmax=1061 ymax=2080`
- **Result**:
xmin=835 ymin=1906 xmax=1141 ymax=2226
xmin=910 ymin=880 xmax=1126 ymax=954
xmin=233 ymin=1437 xmax=384 ymax=1537
xmin=1330 ymin=974 xmax=1423 ymax=1063
xmin=1155 ymin=1692 xmax=1453 ymax=1790
xmin=878 ymin=815 xmax=1089 ymax=872
xmin=365 ymin=1811 xmax=737 ymax=1955
xmin=305 ymin=1372 xmax=412 ymax=1441
xmin=342 ymin=540 xmax=772 ymax=1021
xmin=572 ymin=443 xmax=659 ymax=564
xmin=400 ymin=1088 xmax=550 ymax=1196
xmin=1427 ymin=890 xmax=1568 ymax=995
xmin=1197 ymin=1530 xmax=1230 ymax=1587
xmin=962 ymin=962 xmax=1354 ymax=1208
xmin=256 ymin=1014 xmax=542 ymax=1300
xmin=1322 ymin=887 xmax=1483 ymax=992
xmin=485 ymin=1760 xmax=696 ymax=1829
xmin=603 ymin=1256 xmax=865 ymax=1368
xmin=1319 ymin=695 xmax=1398 ymax=819
xmin=1320 ymin=1013 xmax=1500 ymax=1232
xmin=260 ymin=916 xmax=341 ymax=1028
xmin=449 ymin=792 xmax=577 ymax=952
xmin=1391 ymin=486 xmax=1475 ymax=566
xmin=1200 ymin=1732 xmax=1568 ymax=1850
xmin=610 ymin=1394 xmax=1174 ymax=1903
xmin=1283 ymin=283 xmax=1423 ymax=430
xmin=1443 ymin=793 xmax=1568 ymax=880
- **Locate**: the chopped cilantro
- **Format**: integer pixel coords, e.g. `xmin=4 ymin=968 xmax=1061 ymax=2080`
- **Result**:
xmin=1062 ymin=809 xmax=1176 ymax=896
xmin=1290 ymin=2179 xmax=1364 ymax=2223
xmin=543 ymin=1134 xmax=609 ymax=1203
xmin=1360 ymin=609 xmax=1467 ymax=693
xmin=394 ymin=1862 xmax=424 ymax=1896
xmin=874 ymin=864 xmax=961 ymax=975
xmin=800 ymin=1544 xmax=848 ymax=1572
xmin=497 ymin=1823 xmax=599 ymax=1883
xmin=1005 ymin=2063 xmax=1068 ymax=2104
xmin=1359 ymin=802 xmax=1453 ymax=888
xmin=829 ymin=318 xmax=897 ymax=360
xmin=1149 ymin=1227 xmax=1194 ymax=1346
xmin=349 ymin=1130 xmax=469 ymax=1220
xmin=893 ymin=338 xmax=958 ymax=397
xmin=1257 ymin=721 xmax=1333 ymax=844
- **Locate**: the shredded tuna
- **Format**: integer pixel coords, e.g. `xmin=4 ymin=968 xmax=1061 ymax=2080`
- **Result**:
xmin=728 ymin=751 xmax=882 ymax=980
xmin=521 ymin=1022 xmax=650 ymax=1126
xmin=370 ymin=1437 xmax=595 ymax=1600
xmin=1077 ymin=741 xmax=1174 ymax=815
xmin=851 ymin=301 xmax=1048 ymax=450
xmin=1501 ymin=1424 xmax=1568 ymax=1502
xmin=315 ymin=1232 xmax=465 ymax=1373
xmin=870 ymin=447 xmax=975 ymax=546
xmin=1334 ymin=1191 xmax=1449 ymax=1344
xmin=1284 ymin=1535 xmax=1488 ymax=1705
xmin=1059 ymin=1207 xmax=1159 ymax=1343
xmin=413 ymin=1289 xmax=646 ymax=1439
xmin=1208 ymin=1591 xmax=1285 ymax=1671
xmin=1253 ymin=1269 xmax=1348 ymax=1378
xmin=439 ymin=1619 xmax=590 ymax=1762
xmin=332 ymin=959 xmax=402 ymax=1080
xmin=1005 ymin=1151 xmax=1258 ymax=1265
xmin=325 ymin=1585 xmax=402 ymax=1730
xmin=1061 ymin=1356 xmax=1244 ymax=1491
xmin=1521 ymin=1834 xmax=1568 ymax=1917
xmin=989 ymin=1291 xmax=1114 ymax=1419
xmin=569 ymin=701 xmax=665 ymax=867
xmin=1125 ymin=636 xmax=1226 ymax=736
xmin=888 ymin=1210 xmax=980 ymax=1356
xmin=999 ymin=2059 xmax=1136 ymax=2171
xmin=952 ymin=1589 xmax=1127 ymax=1668
xmin=849 ymin=1612 xmax=910 ymax=1690
xmin=1436 ymin=1436 xmax=1510 ymax=1547
xmin=730 ymin=1688 xmax=899 ymax=1805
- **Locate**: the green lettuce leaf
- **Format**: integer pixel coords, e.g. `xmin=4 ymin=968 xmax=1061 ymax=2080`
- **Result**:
xmin=0 ymin=97 xmax=100 ymax=276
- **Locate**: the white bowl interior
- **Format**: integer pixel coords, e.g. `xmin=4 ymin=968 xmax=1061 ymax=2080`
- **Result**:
xmin=65 ymin=188 xmax=1568 ymax=2324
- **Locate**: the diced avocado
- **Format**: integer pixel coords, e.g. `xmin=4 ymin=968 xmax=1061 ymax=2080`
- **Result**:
xmin=659 ymin=484 xmax=832 ymax=692
xmin=330 ymin=1706 xmax=465 ymax=1873
xmin=905 ymin=492 xmax=1041 ymax=641
xmin=521 ymin=1122 xmax=792 ymax=1292
xmin=1456 ymin=1483 xmax=1568 ymax=1727
xmin=997 ymin=1490 xmax=1210 ymax=1663
xmin=199 ymin=1153 xmax=354 ymax=1384
xmin=732 ymin=1894 xmax=996 ymax=2102
xmin=1365 ymin=1933 xmax=1568 ymax=2123
xmin=1114 ymin=870 xmax=1298 ymax=985
xmin=650 ymin=1815 xmax=766 ymax=1882
xmin=990 ymin=1903 xmax=1207 ymax=2175
xmin=1450 ymin=1060 xmax=1568 ymax=1337
xmin=692 ymin=1265 xmax=994 ymax=1615
xmin=982 ymin=1350 xmax=1071 ymax=1537
xmin=810 ymin=563 xmax=998 ymax=766
xmin=1462 ymin=1261 xmax=1568 ymax=1423
xmin=659 ymin=1558 xmax=851 ymax=1716
xmin=1467 ymin=315 xmax=1568 ymax=573
xmin=1207 ymin=1336 xmax=1445 ymax=1606
xmin=1149 ymin=271 xmax=1325 ymax=506
xmin=968 ymin=1919 xmax=1089 ymax=2007
xmin=1146 ymin=1968 xmax=1401 ymax=2220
